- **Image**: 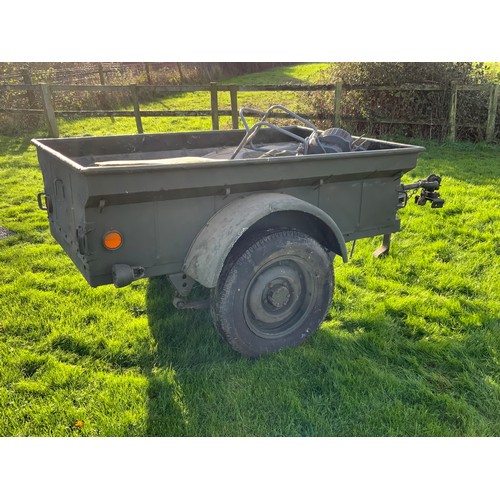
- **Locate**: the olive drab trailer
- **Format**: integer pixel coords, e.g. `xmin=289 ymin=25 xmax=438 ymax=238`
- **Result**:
xmin=32 ymin=106 xmax=444 ymax=357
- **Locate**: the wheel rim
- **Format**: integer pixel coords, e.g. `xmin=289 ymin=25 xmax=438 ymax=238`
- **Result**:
xmin=243 ymin=256 xmax=318 ymax=339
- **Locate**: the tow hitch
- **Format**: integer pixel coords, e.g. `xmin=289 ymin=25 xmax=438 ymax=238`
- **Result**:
xmin=400 ymin=174 xmax=445 ymax=209
xmin=373 ymin=174 xmax=444 ymax=257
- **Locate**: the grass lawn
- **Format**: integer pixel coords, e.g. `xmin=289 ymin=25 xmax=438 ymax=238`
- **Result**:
xmin=55 ymin=63 xmax=330 ymax=137
xmin=0 ymin=64 xmax=499 ymax=436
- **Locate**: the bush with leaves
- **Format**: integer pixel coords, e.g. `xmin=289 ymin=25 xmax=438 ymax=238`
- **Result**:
xmin=306 ymin=62 xmax=495 ymax=141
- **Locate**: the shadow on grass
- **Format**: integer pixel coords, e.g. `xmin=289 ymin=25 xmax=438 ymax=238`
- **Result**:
xmin=143 ymin=276 xmax=500 ymax=437
xmin=0 ymin=135 xmax=36 ymax=156
xmin=144 ymin=277 xmax=240 ymax=435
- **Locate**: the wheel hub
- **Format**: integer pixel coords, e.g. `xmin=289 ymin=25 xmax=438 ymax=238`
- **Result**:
xmin=267 ymin=284 xmax=291 ymax=309
xmin=243 ymin=258 xmax=317 ymax=339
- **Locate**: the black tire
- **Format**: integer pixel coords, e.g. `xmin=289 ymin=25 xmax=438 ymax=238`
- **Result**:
xmin=210 ymin=229 xmax=334 ymax=358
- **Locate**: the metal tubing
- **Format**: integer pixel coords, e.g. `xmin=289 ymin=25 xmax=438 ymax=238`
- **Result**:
xmin=231 ymin=105 xmax=322 ymax=160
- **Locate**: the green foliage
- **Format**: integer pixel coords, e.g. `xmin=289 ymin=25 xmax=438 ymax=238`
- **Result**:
xmin=306 ymin=62 xmax=496 ymax=141
xmin=321 ymin=62 xmax=487 ymax=85
xmin=0 ymin=64 xmax=499 ymax=436
xmin=484 ymin=62 xmax=500 ymax=83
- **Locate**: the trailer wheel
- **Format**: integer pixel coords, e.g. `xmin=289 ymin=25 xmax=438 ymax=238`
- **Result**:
xmin=210 ymin=229 xmax=333 ymax=358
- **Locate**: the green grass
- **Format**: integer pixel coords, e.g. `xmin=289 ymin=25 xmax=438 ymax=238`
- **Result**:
xmin=1 ymin=64 xmax=500 ymax=436
xmin=56 ymin=63 xmax=329 ymax=137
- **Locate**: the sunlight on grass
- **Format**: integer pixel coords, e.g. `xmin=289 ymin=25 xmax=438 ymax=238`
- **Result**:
xmin=55 ymin=63 xmax=328 ymax=137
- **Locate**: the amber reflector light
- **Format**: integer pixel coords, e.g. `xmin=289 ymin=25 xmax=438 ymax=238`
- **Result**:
xmin=103 ymin=231 xmax=123 ymax=250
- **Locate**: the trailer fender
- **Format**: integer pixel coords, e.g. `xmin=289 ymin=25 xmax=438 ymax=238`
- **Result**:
xmin=183 ymin=192 xmax=348 ymax=289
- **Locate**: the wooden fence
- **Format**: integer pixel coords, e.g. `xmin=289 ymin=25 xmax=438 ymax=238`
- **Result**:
xmin=0 ymin=63 xmax=183 ymax=86
xmin=0 ymin=81 xmax=498 ymax=141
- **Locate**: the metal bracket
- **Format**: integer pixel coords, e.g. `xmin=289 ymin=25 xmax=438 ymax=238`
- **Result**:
xmin=76 ymin=222 xmax=95 ymax=255
xmin=37 ymin=192 xmax=50 ymax=211
xmin=172 ymin=294 xmax=209 ymax=310
xmin=168 ymin=272 xmax=195 ymax=297
xmin=54 ymin=179 xmax=65 ymax=199
xmin=373 ymin=233 xmax=391 ymax=258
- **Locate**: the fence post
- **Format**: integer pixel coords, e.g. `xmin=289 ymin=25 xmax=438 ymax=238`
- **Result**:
xmin=230 ymin=85 xmax=239 ymax=129
xmin=130 ymin=84 xmax=143 ymax=134
xmin=144 ymin=63 xmax=152 ymax=85
xmin=448 ymin=81 xmax=458 ymax=141
xmin=22 ymin=68 xmax=38 ymax=127
xmin=210 ymin=82 xmax=219 ymax=130
xmin=334 ymin=82 xmax=342 ymax=128
xmin=176 ymin=63 xmax=184 ymax=83
xmin=40 ymin=84 xmax=59 ymax=138
xmin=97 ymin=63 xmax=105 ymax=85
xmin=96 ymin=63 xmax=114 ymax=121
xmin=486 ymin=84 xmax=499 ymax=142
xmin=21 ymin=69 xmax=37 ymax=108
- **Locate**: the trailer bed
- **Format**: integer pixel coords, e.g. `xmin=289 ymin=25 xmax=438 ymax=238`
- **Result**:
xmin=32 ymin=126 xmax=424 ymax=288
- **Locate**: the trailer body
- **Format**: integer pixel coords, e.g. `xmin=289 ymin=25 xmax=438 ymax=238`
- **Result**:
xmin=33 ymin=127 xmax=423 ymax=287
xmin=32 ymin=125 xmax=427 ymax=356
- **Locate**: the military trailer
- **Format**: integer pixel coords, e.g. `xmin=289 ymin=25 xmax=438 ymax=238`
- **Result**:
xmin=32 ymin=106 xmax=443 ymax=357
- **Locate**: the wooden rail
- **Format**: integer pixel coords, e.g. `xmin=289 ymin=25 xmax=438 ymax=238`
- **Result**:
xmin=0 ymin=81 xmax=498 ymax=141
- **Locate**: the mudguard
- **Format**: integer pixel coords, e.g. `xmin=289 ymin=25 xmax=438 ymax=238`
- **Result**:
xmin=183 ymin=192 xmax=348 ymax=288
